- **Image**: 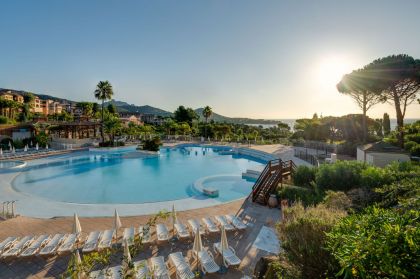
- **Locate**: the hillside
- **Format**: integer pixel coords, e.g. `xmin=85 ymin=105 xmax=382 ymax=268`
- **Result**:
xmin=1 ymin=88 xmax=280 ymax=124
xmin=106 ymin=100 xmax=173 ymax=117
xmin=194 ymin=108 xmax=279 ymax=125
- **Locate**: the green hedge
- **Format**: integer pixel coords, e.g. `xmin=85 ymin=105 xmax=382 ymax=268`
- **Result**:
xmin=315 ymin=161 xmax=367 ymax=191
xmin=292 ymin=165 xmax=317 ymax=187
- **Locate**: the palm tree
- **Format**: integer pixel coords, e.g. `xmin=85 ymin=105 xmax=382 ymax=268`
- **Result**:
xmin=94 ymin=81 xmax=114 ymax=142
xmin=202 ymin=106 xmax=212 ymax=138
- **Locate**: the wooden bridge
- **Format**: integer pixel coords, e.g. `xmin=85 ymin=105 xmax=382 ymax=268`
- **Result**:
xmin=251 ymin=159 xmax=296 ymax=205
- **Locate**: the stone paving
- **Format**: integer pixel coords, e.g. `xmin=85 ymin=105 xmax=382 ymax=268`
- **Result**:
xmin=0 ymin=199 xmax=281 ymax=278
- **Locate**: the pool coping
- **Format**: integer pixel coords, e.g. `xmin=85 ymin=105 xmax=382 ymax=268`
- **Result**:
xmin=0 ymin=144 xmax=271 ymax=218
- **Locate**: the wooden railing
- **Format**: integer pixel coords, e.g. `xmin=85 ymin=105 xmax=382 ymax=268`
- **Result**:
xmin=251 ymin=159 xmax=296 ymax=204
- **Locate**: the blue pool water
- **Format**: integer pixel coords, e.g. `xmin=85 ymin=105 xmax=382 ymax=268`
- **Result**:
xmin=13 ymin=146 xmax=264 ymax=204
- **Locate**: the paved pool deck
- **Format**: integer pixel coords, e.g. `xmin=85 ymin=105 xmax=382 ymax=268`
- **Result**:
xmin=0 ymin=199 xmax=281 ymax=279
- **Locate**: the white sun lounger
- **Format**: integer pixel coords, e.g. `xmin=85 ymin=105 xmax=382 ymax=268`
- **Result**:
xmin=187 ymin=219 xmax=205 ymax=235
xmin=20 ymin=235 xmax=50 ymax=257
xmin=1 ymin=236 xmax=34 ymax=258
xmin=122 ymin=227 xmax=136 ymax=246
xmin=57 ymin=233 xmax=78 ymax=253
xmin=194 ymin=249 xmax=219 ymax=274
xmin=213 ymin=242 xmax=241 ymax=267
xmin=226 ymin=214 xmax=247 ymax=230
xmin=90 ymin=265 xmax=121 ymax=279
xmin=98 ymin=229 xmax=115 ymax=249
xmin=202 ymin=217 xmax=220 ymax=233
xmin=156 ymin=224 xmax=170 ymax=243
xmin=39 ymin=234 xmax=67 ymax=256
xmin=215 ymin=215 xmax=235 ymax=231
xmin=174 ymin=222 xmax=190 ymax=239
xmin=134 ymin=259 xmax=150 ymax=279
xmin=0 ymin=236 xmax=18 ymax=255
xmin=150 ymin=256 xmax=170 ymax=279
xmin=169 ymin=252 xmax=195 ymax=279
xmin=82 ymin=231 xmax=102 ymax=252
xmin=139 ymin=225 xmax=151 ymax=244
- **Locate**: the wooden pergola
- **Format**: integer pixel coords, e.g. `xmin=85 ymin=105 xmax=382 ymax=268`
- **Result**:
xmin=48 ymin=121 xmax=101 ymax=139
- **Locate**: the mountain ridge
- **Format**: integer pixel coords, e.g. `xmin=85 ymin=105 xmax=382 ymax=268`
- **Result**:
xmin=0 ymin=88 xmax=280 ymax=124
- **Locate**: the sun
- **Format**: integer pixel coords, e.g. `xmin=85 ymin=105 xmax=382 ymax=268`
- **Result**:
xmin=316 ymin=55 xmax=354 ymax=88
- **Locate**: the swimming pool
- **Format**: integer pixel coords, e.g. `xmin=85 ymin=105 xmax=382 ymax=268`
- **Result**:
xmin=12 ymin=146 xmax=265 ymax=204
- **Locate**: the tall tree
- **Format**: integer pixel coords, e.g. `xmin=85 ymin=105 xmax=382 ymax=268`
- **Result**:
xmin=174 ymin=105 xmax=198 ymax=125
xmin=363 ymin=54 xmax=420 ymax=147
xmin=94 ymin=81 xmax=114 ymax=142
xmin=383 ymin=113 xmax=391 ymax=136
xmin=202 ymin=106 xmax=212 ymax=137
xmin=337 ymin=68 xmax=385 ymax=143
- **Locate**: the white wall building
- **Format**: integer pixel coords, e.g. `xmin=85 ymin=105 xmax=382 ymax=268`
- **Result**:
xmin=357 ymin=142 xmax=411 ymax=168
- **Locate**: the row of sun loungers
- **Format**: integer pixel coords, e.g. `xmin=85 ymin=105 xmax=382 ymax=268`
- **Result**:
xmin=0 ymin=233 xmax=79 ymax=259
xmin=0 ymin=214 xmax=247 ymax=259
xmin=90 ymin=246 xmax=238 ymax=279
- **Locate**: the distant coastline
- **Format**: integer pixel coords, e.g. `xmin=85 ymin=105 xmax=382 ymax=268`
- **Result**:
xmin=248 ymin=118 xmax=419 ymax=130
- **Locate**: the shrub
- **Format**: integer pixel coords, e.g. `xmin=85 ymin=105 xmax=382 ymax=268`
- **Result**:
xmin=404 ymin=140 xmax=417 ymax=152
xmin=142 ymin=136 xmax=162 ymax=151
xmin=346 ymin=187 xmax=379 ymax=212
xmin=322 ymin=191 xmax=352 ymax=211
xmin=0 ymin=116 xmax=8 ymax=124
xmin=277 ymin=202 xmax=346 ymax=278
xmin=360 ymin=166 xmax=394 ymax=188
xmin=12 ymin=139 xmax=25 ymax=149
xmin=326 ymin=207 xmax=420 ymax=279
xmin=376 ymin=177 xmax=420 ymax=210
xmin=292 ymin=165 xmax=317 ymax=187
xmin=409 ymin=143 xmax=420 ymax=156
xmin=35 ymin=131 xmax=49 ymax=148
xmin=315 ymin=160 xmax=367 ymax=191
xmin=406 ymin=133 xmax=420 ymax=143
xmin=277 ymin=185 xmax=323 ymax=207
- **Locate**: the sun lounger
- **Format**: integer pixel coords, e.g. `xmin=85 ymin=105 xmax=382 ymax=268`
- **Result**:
xmin=122 ymin=227 xmax=136 ymax=246
xmin=139 ymin=225 xmax=151 ymax=244
xmin=202 ymin=217 xmax=220 ymax=233
xmin=187 ymin=219 xmax=205 ymax=235
xmin=1 ymin=236 xmax=34 ymax=258
xmin=82 ymin=231 xmax=102 ymax=252
xmin=57 ymin=233 xmax=78 ymax=253
xmin=20 ymin=235 xmax=50 ymax=257
xmin=156 ymin=224 xmax=170 ymax=243
xmin=169 ymin=252 xmax=195 ymax=279
xmin=213 ymin=242 xmax=241 ymax=267
xmin=174 ymin=222 xmax=190 ymax=239
xmin=226 ymin=214 xmax=247 ymax=230
xmin=194 ymin=249 xmax=219 ymax=274
xmin=215 ymin=215 xmax=235 ymax=231
xmin=150 ymin=256 xmax=170 ymax=279
xmin=39 ymin=234 xmax=66 ymax=256
xmin=98 ymin=229 xmax=115 ymax=249
xmin=0 ymin=236 xmax=18 ymax=255
xmin=134 ymin=259 xmax=150 ymax=279
xmin=90 ymin=265 xmax=121 ymax=279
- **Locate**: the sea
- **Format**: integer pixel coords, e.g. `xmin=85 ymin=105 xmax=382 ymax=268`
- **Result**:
xmin=247 ymin=118 xmax=419 ymax=131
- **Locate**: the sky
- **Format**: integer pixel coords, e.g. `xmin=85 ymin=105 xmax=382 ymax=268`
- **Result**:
xmin=1 ymin=0 xmax=419 ymax=119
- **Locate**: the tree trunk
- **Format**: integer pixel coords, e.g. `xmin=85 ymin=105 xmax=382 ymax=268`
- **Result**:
xmin=101 ymin=100 xmax=105 ymax=143
xmin=393 ymin=93 xmax=405 ymax=148
xmin=362 ymin=92 xmax=367 ymax=144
